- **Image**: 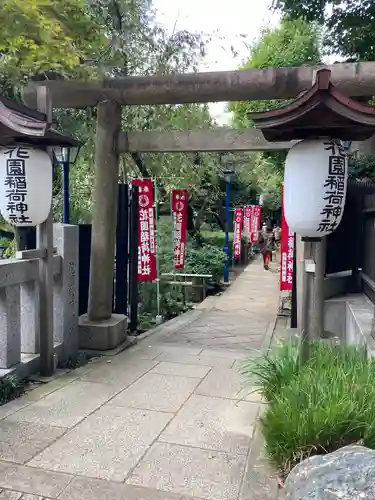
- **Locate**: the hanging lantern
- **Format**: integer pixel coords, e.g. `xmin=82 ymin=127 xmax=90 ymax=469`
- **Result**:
xmin=0 ymin=144 xmax=52 ymax=227
xmin=284 ymin=139 xmax=348 ymax=238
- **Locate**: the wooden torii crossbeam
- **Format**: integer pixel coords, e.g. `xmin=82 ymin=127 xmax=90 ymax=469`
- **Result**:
xmin=23 ymin=62 xmax=375 ymax=108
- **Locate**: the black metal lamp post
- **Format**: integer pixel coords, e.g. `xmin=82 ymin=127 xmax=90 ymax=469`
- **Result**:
xmin=221 ymin=154 xmax=235 ymax=283
xmin=53 ymin=146 xmax=81 ymax=224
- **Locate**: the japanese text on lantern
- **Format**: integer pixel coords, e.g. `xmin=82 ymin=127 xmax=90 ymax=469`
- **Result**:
xmin=244 ymin=206 xmax=252 ymax=240
xmin=280 ymin=185 xmax=294 ymax=291
xmin=233 ymin=208 xmax=243 ymax=259
xmin=133 ymin=179 xmax=157 ymax=281
xmin=317 ymin=140 xmax=347 ymax=234
xmin=251 ymin=205 xmax=262 ymax=243
xmin=3 ymin=145 xmax=31 ymax=225
xmin=171 ymin=189 xmax=188 ymax=270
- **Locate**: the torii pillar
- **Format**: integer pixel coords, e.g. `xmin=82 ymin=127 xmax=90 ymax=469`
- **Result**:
xmin=79 ymin=101 xmax=128 ymax=350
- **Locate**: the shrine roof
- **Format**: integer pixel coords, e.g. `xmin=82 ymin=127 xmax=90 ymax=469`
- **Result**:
xmin=248 ymin=68 xmax=375 ymax=142
xmin=0 ymin=96 xmax=79 ymax=147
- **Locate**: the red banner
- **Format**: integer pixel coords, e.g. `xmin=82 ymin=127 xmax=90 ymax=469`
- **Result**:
xmin=132 ymin=179 xmax=157 ymax=281
xmin=250 ymin=205 xmax=262 ymax=243
xmin=244 ymin=206 xmax=252 ymax=241
xmin=233 ymin=208 xmax=243 ymax=259
xmin=171 ymin=189 xmax=188 ymax=270
xmin=280 ymin=185 xmax=294 ymax=291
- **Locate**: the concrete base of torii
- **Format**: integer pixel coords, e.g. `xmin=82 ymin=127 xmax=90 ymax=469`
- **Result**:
xmin=78 ymin=313 xmax=127 ymax=351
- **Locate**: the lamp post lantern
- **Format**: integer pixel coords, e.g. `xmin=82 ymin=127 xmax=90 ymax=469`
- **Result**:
xmin=221 ymin=153 xmax=235 ymax=283
xmin=53 ymin=146 xmax=80 ymax=224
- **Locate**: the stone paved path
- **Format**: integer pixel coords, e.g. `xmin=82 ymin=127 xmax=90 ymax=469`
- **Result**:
xmin=0 ymin=258 xmax=280 ymax=500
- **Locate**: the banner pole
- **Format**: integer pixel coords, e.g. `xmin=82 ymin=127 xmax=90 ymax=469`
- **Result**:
xmin=154 ymin=179 xmax=162 ymax=324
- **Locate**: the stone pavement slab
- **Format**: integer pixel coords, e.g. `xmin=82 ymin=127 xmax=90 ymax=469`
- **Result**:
xmin=0 ymin=258 xmax=280 ymax=500
xmin=149 ymin=361 xmax=211 ymax=378
xmin=79 ymin=358 xmax=158 ymax=388
xmin=159 ymin=394 xmax=259 ymax=454
xmin=0 ymin=420 xmax=66 ymax=464
xmin=0 ymin=462 xmax=72 ymax=498
xmin=110 ymin=373 xmax=200 ymax=412
xmin=6 ymin=381 xmax=117 ymax=428
xmin=127 ymin=441 xmax=246 ymax=500
xmin=28 ymin=405 xmax=173 ymax=482
xmin=195 ymin=366 xmax=248 ymax=399
xmin=58 ymin=476 xmax=195 ymax=500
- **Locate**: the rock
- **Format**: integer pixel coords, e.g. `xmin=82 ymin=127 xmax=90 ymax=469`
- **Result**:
xmin=283 ymin=445 xmax=375 ymax=500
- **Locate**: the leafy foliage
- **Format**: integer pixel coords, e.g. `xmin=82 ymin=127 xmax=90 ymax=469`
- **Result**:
xmin=0 ymin=0 xmax=102 ymax=95
xmin=243 ymin=340 xmax=375 ymax=475
xmin=230 ymin=19 xmax=321 ymax=127
xmin=349 ymin=153 xmax=375 ymax=182
xmin=273 ymin=0 xmax=375 ymax=61
xmin=0 ymin=375 xmax=24 ymax=405
xmin=229 ymin=20 xmax=321 ymax=214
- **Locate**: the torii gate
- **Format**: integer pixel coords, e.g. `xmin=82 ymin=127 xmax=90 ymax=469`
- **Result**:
xmin=23 ymin=61 xmax=375 ymax=351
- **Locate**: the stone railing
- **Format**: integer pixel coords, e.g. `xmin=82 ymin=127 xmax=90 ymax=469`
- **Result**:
xmin=0 ymin=224 xmax=79 ymax=377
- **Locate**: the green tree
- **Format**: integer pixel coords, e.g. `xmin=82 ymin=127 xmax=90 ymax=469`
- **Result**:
xmin=273 ymin=0 xmax=375 ymax=61
xmin=0 ymin=0 xmax=103 ymax=95
xmin=49 ymin=0 xmax=219 ymax=224
xmin=229 ymin=19 xmax=321 ymax=127
xmin=228 ymin=19 xmax=321 ymax=213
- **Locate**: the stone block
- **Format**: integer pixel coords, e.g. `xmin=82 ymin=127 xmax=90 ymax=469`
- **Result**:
xmin=78 ymin=313 xmax=127 ymax=350
xmin=53 ymin=223 xmax=79 ymax=362
xmin=284 ymin=445 xmax=375 ymax=500
xmin=20 ymin=280 xmax=39 ymax=354
xmin=0 ymin=284 xmax=21 ymax=368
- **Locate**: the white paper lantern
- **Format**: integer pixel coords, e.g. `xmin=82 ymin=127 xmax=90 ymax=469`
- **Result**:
xmin=284 ymin=139 xmax=348 ymax=238
xmin=0 ymin=144 xmax=52 ymax=227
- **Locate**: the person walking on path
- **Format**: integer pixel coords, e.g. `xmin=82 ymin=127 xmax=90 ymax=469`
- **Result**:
xmin=259 ymin=221 xmax=275 ymax=270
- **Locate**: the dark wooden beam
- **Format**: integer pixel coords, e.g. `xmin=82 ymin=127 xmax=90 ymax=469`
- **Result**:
xmin=118 ymin=129 xmax=297 ymax=152
xmin=22 ymin=62 xmax=375 ymax=109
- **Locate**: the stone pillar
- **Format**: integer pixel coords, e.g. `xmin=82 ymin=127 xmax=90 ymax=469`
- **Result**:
xmin=80 ymin=100 xmax=127 ymax=350
xmin=53 ymin=223 xmax=79 ymax=362
xmin=20 ymin=281 xmax=40 ymax=354
xmin=88 ymin=100 xmax=121 ymax=321
xmin=0 ymin=284 xmax=21 ymax=368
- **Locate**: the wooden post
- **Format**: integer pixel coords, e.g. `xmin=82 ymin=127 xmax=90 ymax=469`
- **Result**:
xmin=88 ymin=100 xmax=121 ymax=321
xmin=36 ymin=86 xmax=55 ymax=376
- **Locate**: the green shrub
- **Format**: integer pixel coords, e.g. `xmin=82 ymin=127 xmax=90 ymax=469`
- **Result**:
xmin=201 ymin=230 xmax=233 ymax=256
xmin=0 ymin=375 xmax=24 ymax=405
xmin=184 ymin=244 xmax=226 ymax=281
xmin=243 ymin=341 xmax=375 ymax=476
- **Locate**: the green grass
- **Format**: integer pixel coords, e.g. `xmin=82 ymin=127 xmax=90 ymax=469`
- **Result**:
xmin=242 ymin=340 xmax=375 ymax=476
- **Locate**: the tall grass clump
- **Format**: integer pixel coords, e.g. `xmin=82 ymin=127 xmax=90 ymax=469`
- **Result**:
xmin=242 ymin=341 xmax=375 ymax=476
